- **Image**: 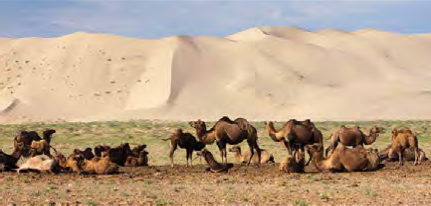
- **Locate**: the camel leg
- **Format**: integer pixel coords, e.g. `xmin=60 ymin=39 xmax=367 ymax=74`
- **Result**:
xmin=306 ymin=147 xmax=312 ymax=166
xmin=186 ymin=148 xmax=190 ymax=167
xmin=398 ymin=150 xmax=404 ymax=166
xmin=216 ymin=141 xmax=225 ymax=164
xmin=188 ymin=149 xmax=194 ymax=167
xmin=414 ymin=148 xmax=420 ymax=165
xmin=169 ymin=141 xmax=177 ymax=168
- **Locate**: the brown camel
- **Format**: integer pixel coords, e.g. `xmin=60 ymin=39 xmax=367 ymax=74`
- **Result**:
xmin=326 ymin=125 xmax=382 ymax=156
xmin=14 ymin=129 xmax=56 ymax=157
xmin=0 ymin=144 xmax=22 ymax=171
xmin=379 ymin=145 xmax=427 ymax=162
xmin=307 ymin=144 xmax=382 ymax=172
xmin=228 ymin=146 xmax=274 ymax=165
xmin=189 ymin=116 xmax=261 ymax=166
xmin=196 ymin=149 xmax=234 ymax=173
xmin=162 ymin=128 xmax=205 ymax=167
xmin=390 ymin=128 xmax=426 ymax=165
xmin=265 ymin=119 xmax=322 ymax=165
xmin=73 ymin=148 xmax=95 ymax=160
xmin=279 ymin=150 xmax=305 ymax=173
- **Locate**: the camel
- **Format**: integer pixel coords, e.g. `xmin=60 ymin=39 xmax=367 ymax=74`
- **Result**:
xmin=73 ymin=148 xmax=95 ymax=160
xmin=65 ymin=153 xmax=118 ymax=175
xmin=14 ymin=129 xmax=56 ymax=157
xmin=97 ymin=143 xmax=131 ymax=166
xmin=390 ymin=128 xmax=425 ymax=165
xmin=326 ymin=125 xmax=382 ymax=156
xmin=228 ymin=146 xmax=274 ymax=165
xmin=162 ymin=128 xmax=205 ymax=167
xmin=279 ymin=150 xmax=305 ymax=173
xmin=17 ymin=155 xmax=61 ymax=174
xmin=307 ymin=144 xmax=382 ymax=172
xmin=125 ymin=150 xmax=148 ymax=167
xmin=0 ymin=145 xmax=22 ymax=171
xmin=265 ymin=120 xmax=322 ymax=165
xmin=189 ymin=116 xmax=261 ymax=166
xmin=379 ymin=145 xmax=427 ymax=162
xmin=196 ymin=149 xmax=234 ymax=173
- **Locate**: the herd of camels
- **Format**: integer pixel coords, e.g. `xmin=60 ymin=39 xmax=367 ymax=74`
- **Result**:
xmin=0 ymin=116 xmax=428 ymax=174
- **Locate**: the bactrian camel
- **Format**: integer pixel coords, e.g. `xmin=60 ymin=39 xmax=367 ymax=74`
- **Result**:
xmin=189 ymin=116 xmax=261 ymax=166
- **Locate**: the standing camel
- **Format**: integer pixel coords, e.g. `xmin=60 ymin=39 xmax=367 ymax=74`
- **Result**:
xmin=265 ymin=119 xmax=322 ymax=165
xmin=189 ymin=116 xmax=261 ymax=166
xmin=390 ymin=127 xmax=426 ymax=165
xmin=162 ymin=128 xmax=205 ymax=167
xmin=326 ymin=125 xmax=382 ymax=156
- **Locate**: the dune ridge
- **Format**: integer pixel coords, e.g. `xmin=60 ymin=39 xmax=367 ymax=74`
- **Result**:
xmin=1 ymin=27 xmax=431 ymax=123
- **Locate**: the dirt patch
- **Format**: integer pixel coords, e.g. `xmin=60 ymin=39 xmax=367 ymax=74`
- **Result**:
xmin=1 ymin=161 xmax=431 ymax=205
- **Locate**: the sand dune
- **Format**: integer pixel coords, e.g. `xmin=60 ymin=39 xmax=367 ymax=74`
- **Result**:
xmin=1 ymin=26 xmax=431 ymax=123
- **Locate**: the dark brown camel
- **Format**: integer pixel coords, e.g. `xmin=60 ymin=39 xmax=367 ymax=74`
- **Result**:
xmin=189 ymin=116 xmax=261 ymax=166
xmin=0 ymin=143 xmax=22 ymax=171
xmin=162 ymin=128 xmax=205 ymax=167
xmin=265 ymin=119 xmax=322 ymax=165
xmin=326 ymin=125 xmax=382 ymax=156
xmin=14 ymin=129 xmax=56 ymax=157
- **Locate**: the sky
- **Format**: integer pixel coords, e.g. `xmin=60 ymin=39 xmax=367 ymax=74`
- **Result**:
xmin=0 ymin=0 xmax=430 ymax=38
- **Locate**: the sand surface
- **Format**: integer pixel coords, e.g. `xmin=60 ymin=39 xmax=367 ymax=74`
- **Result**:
xmin=1 ymin=27 xmax=431 ymax=123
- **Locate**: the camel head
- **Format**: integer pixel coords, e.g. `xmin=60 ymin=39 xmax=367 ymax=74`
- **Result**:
xmin=43 ymin=129 xmax=56 ymax=136
xmin=370 ymin=125 xmax=383 ymax=134
xmin=189 ymin=119 xmax=207 ymax=131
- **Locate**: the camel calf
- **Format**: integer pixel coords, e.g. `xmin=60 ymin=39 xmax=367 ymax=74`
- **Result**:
xmin=197 ymin=149 xmax=233 ymax=173
xmin=279 ymin=150 xmax=305 ymax=173
xmin=391 ymin=128 xmax=423 ymax=165
xmin=229 ymin=146 xmax=274 ymax=165
xmin=163 ymin=128 xmax=205 ymax=167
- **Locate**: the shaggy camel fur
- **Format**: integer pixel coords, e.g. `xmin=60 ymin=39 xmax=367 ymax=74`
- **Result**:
xmin=390 ymin=128 xmax=426 ymax=165
xmin=189 ymin=116 xmax=261 ymax=166
xmin=228 ymin=146 xmax=274 ymax=165
xmin=279 ymin=150 xmax=305 ymax=173
xmin=65 ymin=154 xmax=119 ymax=175
xmin=162 ymin=128 xmax=205 ymax=167
xmin=379 ymin=145 xmax=427 ymax=162
xmin=97 ymin=143 xmax=131 ymax=166
xmin=197 ymin=149 xmax=234 ymax=173
xmin=17 ymin=155 xmax=60 ymax=174
xmin=125 ymin=150 xmax=148 ymax=167
xmin=307 ymin=144 xmax=382 ymax=172
xmin=265 ymin=120 xmax=322 ymax=165
xmin=73 ymin=148 xmax=95 ymax=160
xmin=326 ymin=125 xmax=382 ymax=156
xmin=14 ymin=129 xmax=56 ymax=157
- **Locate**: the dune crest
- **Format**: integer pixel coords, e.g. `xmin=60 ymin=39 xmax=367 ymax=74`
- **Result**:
xmin=1 ymin=26 xmax=431 ymax=123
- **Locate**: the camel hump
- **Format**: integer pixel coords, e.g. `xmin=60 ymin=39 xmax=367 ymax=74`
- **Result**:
xmin=234 ymin=118 xmax=250 ymax=131
xmin=219 ymin=116 xmax=234 ymax=123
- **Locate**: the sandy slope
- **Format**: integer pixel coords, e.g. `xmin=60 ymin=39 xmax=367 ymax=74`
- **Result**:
xmin=1 ymin=26 xmax=431 ymax=123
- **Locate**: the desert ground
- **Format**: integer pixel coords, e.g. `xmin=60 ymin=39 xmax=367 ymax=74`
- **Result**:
xmin=1 ymin=120 xmax=431 ymax=205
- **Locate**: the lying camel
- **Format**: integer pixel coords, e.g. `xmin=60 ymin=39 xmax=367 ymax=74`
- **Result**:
xmin=66 ymin=153 xmax=118 ymax=175
xmin=307 ymin=144 xmax=382 ymax=172
xmin=379 ymin=145 xmax=427 ymax=162
xmin=279 ymin=150 xmax=305 ymax=173
xmin=326 ymin=125 xmax=382 ymax=156
xmin=73 ymin=148 xmax=95 ymax=160
xmin=390 ymin=128 xmax=425 ymax=165
xmin=17 ymin=155 xmax=60 ymax=174
xmin=125 ymin=151 xmax=148 ymax=167
xmin=98 ymin=143 xmax=131 ymax=166
xmin=189 ymin=116 xmax=261 ymax=166
xmin=228 ymin=146 xmax=274 ymax=165
xmin=197 ymin=149 xmax=233 ymax=173
xmin=162 ymin=128 xmax=205 ymax=167
xmin=265 ymin=120 xmax=322 ymax=166
xmin=14 ymin=129 xmax=56 ymax=157
xmin=0 ymin=145 xmax=22 ymax=171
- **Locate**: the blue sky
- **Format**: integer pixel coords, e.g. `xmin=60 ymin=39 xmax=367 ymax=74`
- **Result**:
xmin=1 ymin=1 xmax=430 ymax=38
